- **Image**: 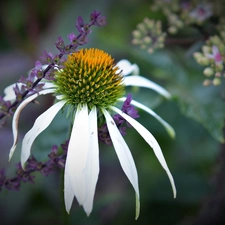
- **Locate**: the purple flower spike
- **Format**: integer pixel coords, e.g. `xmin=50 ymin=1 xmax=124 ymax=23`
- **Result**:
xmin=0 ymin=11 xmax=106 ymax=121
xmin=0 ymin=140 xmax=70 ymax=192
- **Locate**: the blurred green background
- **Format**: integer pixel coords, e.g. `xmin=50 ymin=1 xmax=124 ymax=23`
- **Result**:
xmin=0 ymin=0 xmax=225 ymax=225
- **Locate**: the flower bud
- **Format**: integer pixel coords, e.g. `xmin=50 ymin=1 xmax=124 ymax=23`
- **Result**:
xmin=203 ymin=67 xmax=214 ymax=77
xmin=213 ymin=77 xmax=221 ymax=85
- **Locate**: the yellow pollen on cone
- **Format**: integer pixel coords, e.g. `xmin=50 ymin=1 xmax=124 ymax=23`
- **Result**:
xmin=55 ymin=48 xmax=125 ymax=108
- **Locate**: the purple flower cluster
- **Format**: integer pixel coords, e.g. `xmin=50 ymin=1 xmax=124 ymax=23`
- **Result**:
xmin=98 ymin=94 xmax=139 ymax=145
xmin=0 ymin=10 xmax=106 ymax=122
xmin=0 ymin=142 xmax=68 ymax=191
xmin=0 ymin=97 xmax=12 ymax=126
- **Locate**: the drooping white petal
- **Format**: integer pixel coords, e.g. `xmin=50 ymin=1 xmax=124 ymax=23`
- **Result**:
xmin=42 ymin=82 xmax=56 ymax=89
xmin=110 ymin=106 xmax=176 ymax=199
xmin=66 ymin=104 xmax=89 ymax=206
xmin=21 ymin=99 xmax=66 ymax=168
xmin=116 ymin=59 xmax=139 ymax=76
xmin=102 ymin=108 xmax=140 ymax=219
xmin=124 ymin=76 xmax=171 ymax=99
xmin=118 ymin=97 xmax=175 ymax=138
xmin=9 ymin=89 xmax=55 ymax=161
xmin=83 ymin=106 xmax=99 ymax=215
xmin=64 ymin=158 xmax=75 ymax=213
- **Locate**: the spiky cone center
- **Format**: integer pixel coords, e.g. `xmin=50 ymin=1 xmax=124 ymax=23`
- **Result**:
xmin=55 ymin=48 xmax=125 ymax=108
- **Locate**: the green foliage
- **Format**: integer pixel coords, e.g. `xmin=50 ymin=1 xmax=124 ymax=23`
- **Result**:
xmin=132 ymin=48 xmax=225 ymax=143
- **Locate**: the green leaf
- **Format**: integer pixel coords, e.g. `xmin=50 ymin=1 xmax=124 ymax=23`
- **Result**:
xmin=132 ymin=48 xmax=225 ymax=143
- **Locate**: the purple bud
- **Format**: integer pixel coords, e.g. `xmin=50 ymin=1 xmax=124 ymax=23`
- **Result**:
xmin=5 ymin=178 xmax=21 ymax=191
xmin=0 ymin=97 xmax=12 ymax=113
xmin=40 ymin=51 xmax=54 ymax=64
xmin=55 ymin=36 xmax=65 ymax=52
xmin=57 ymin=159 xmax=66 ymax=168
xmin=35 ymin=61 xmax=42 ymax=70
xmin=61 ymin=140 xmax=69 ymax=152
xmin=52 ymin=145 xmax=58 ymax=154
xmin=119 ymin=126 xmax=127 ymax=136
xmin=122 ymin=94 xmax=139 ymax=119
xmin=77 ymin=33 xmax=88 ymax=45
xmin=76 ymin=16 xmax=85 ymax=32
xmin=90 ymin=10 xmax=101 ymax=21
xmin=90 ymin=10 xmax=106 ymax=26
xmin=95 ymin=15 xmax=107 ymax=26
xmin=68 ymin=33 xmax=77 ymax=44
xmin=98 ymin=123 xmax=112 ymax=145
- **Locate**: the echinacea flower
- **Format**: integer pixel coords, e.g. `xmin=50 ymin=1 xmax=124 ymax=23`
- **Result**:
xmin=8 ymin=48 xmax=176 ymax=219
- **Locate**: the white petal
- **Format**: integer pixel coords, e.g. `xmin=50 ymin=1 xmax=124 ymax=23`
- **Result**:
xmin=124 ymin=76 xmax=171 ymax=99
xmin=118 ymin=97 xmax=175 ymax=138
xmin=64 ymin=158 xmax=75 ymax=214
xmin=9 ymin=89 xmax=55 ymax=161
xmin=42 ymin=82 xmax=56 ymax=89
xmin=66 ymin=104 xmax=89 ymax=206
xmin=3 ymin=81 xmax=55 ymax=102
xmin=3 ymin=84 xmax=16 ymax=101
xmin=83 ymin=106 xmax=99 ymax=215
xmin=102 ymin=108 xmax=140 ymax=219
xmin=3 ymin=83 xmax=22 ymax=101
xmin=110 ymin=106 xmax=176 ymax=199
xmin=116 ymin=59 xmax=139 ymax=76
xmin=56 ymin=95 xmax=64 ymax=100
xmin=21 ymin=100 xmax=66 ymax=168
